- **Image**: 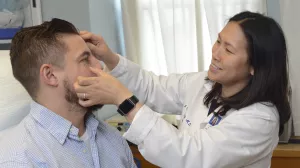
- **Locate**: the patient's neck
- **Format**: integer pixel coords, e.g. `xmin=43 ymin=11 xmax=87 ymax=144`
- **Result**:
xmin=36 ymin=93 xmax=87 ymax=137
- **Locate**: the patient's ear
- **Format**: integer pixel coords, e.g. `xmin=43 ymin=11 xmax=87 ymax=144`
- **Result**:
xmin=40 ymin=64 xmax=59 ymax=87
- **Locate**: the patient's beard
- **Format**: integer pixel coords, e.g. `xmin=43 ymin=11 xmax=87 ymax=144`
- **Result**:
xmin=64 ymin=80 xmax=103 ymax=113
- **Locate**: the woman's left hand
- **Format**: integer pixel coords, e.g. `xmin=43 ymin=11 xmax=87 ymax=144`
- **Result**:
xmin=74 ymin=67 xmax=133 ymax=107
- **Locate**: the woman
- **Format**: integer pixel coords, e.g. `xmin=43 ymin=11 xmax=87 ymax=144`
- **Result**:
xmin=75 ymin=11 xmax=291 ymax=168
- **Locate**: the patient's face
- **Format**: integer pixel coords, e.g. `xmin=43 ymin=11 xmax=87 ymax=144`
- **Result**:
xmin=64 ymin=79 xmax=103 ymax=112
xmin=60 ymin=35 xmax=103 ymax=111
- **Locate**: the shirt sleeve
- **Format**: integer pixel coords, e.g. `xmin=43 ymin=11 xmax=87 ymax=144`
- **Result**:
xmin=0 ymin=162 xmax=33 ymax=168
xmin=123 ymin=104 xmax=279 ymax=168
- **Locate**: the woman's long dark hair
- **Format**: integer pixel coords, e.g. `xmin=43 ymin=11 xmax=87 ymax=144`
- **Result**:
xmin=204 ymin=11 xmax=291 ymax=135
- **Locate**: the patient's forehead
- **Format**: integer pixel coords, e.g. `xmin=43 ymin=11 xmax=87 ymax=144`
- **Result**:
xmin=60 ymin=34 xmax=90 ymax=61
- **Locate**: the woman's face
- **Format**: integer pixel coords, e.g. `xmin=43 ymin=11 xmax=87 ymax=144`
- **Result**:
xmin=208 ymin=21 xmax=253 ymax=88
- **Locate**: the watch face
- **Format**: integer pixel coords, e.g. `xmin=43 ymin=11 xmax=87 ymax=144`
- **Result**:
xmin=118 ymin=100 xmax=135 ymax=115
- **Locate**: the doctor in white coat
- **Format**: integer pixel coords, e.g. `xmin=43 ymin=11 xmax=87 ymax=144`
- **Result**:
xmin=74 ymin=11 xmax=291 ymax=168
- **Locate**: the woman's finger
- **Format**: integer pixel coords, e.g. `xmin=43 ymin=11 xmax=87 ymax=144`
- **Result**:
xmin=89 ymin=67 xmax=105 ymax=77
xmin=77 ymin=76 xmax=99 ymax=86
xmin=80 ymin=31 xmax=103 ymax=43
xmin=73 ymin=82 xmax=91 ymax=93
xmin=79 ymin=31 xmax=93 ymax=40
xmin=86 ymin=42 xmax=99 ymax=51
xmin=78 ymin=99 xmax=95 ymax=107
xmin=79 ymin=30 xmax=88 ymax=34
xmin=76 ymin=92 xmax=88 ymax=100
xmin=86 ymin=42 xmax=103 ymax=61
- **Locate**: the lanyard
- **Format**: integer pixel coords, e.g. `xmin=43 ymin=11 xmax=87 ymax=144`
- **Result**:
xmin=207 ymin=99 xmax=229 ymax=127
xmin=207 ymin=105 xmax=223 ymax=127
xmin=208 ymin=99 xmax=231 ymax=117
xmin=208 ymin=99 xmax=221 ymax=116
xmin=206 ymin=98 xmax=232 ymax=127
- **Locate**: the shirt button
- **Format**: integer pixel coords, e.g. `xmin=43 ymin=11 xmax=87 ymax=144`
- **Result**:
xmin=83 ymin=149 xmax=86 ymax=153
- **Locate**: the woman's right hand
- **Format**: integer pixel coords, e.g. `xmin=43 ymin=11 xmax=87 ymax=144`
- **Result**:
xmin=80 ymin=31 xmax=120 ymax=70
xmin=74 ymin=67 xmax=133 ymax=107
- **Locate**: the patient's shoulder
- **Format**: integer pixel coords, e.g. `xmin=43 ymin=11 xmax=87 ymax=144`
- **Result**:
xmin=97 ymin=120 xmax=128 ymax=146
xmin=97 ymin=119 xmax=124 ymax=138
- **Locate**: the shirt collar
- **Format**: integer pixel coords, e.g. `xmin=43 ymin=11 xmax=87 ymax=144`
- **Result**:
xmin=30 ymin=101 xmax=99 ymax=145
xmin=204 ymin=79 xmax=213 ymax=91
xmin=85 ymin=113 xmax=100 ymax=139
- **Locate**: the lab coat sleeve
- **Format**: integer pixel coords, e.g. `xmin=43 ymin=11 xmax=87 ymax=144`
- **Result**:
xmin=109 ymin=55 xmax=200 ymax=114
xmin=124 ymin=104 xmax=279 ymax=168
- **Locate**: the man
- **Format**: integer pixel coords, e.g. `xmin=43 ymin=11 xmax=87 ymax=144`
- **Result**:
xmin=0 ymin=18 xmax=136 ymax=168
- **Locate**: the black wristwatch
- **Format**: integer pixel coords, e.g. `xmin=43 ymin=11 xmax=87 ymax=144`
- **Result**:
xmin=117 ymin=95 xmax=139 ymax=116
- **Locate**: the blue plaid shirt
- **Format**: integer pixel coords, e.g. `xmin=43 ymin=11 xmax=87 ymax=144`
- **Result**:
xmin=0 ymin=102 xmax=137 ymax=168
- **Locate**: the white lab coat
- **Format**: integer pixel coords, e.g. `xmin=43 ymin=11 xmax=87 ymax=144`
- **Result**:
xmin=109 ymin=55 xmax=279 ymax=168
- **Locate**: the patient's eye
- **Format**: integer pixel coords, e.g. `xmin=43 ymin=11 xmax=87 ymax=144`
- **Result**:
xmin=226 ymin=48 xmax=233 ymax=54
xmin=82 ymin=56 xmax=90 ymax=64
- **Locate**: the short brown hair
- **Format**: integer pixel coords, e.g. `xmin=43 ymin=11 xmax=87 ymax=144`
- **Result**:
xmin=10 ymin=18 xmax=79 ymax=99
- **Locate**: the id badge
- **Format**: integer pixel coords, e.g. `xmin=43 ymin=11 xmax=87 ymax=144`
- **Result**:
xmin=208 ymin=115 xmax=222 ymax=126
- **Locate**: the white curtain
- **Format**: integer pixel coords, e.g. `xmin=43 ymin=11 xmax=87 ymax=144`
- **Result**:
xmin=280 ymin=0 xmax=300 ymax=136
xmin=121 ymin=0 xmax=266 ymax=73
xmin=120 ymin=0 xmax=266 ymax=124
xmin=204 ymin=0 xmax=266 ymax=46
xmin=121 ymin=0 xmax=201 ymax=75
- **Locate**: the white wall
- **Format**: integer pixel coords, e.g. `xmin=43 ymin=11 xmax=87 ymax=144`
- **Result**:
xmin=41 ymin=0 xmax=91 ymax=31
xmin=279 ymin=0 xmax=300 ymax=136
xmin=41 ymin=0 xmax=122 ymax=54
xmin=89 ymin=0 xmax=121 ymax=53
xmin=266 ymin=0 xmax=281 ymax=24
xmin=267 ymin=0 xmax=300 ymax=136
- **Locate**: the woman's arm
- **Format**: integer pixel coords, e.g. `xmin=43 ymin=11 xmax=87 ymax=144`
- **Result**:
xmin=109 ymin=55 xmax=204 ymax=115
xmin=124 ymin=103 xmax=279 ymax=168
